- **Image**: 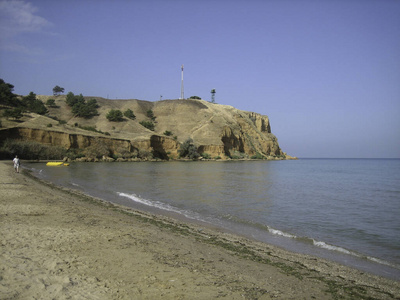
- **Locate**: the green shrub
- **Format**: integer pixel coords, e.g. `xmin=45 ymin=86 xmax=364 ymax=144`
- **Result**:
xmin=21 ymin=92 xmax=48 ymax=115
xmin=65 ymin=149 xmax=85 ymax=160
xmin=138 ymin=149 xmax=153 ymax=160
xmin=231 ymin=151 xmax=247 ymax=159
xmin=77 ymin=125 xmax=108 ymax=135
xmin=179 ymin=138 xmax=200 ymax=159
xmin=80 ymin=125 xmax=97 ymax=132
xmin=201 ymin=153 xmax=211 ymax=159
xmin=124 ymin=109 xmax=136 ymax=120
xmin=66 ymin=92 xmax=98 ymax=118
xmin=0 ymin=139 xmax=67 ymax=160
xmin=163 ymin=130 xmax=173 ymax=136
xmin=146 ymin=109 xmax=156 ymax=121
xmin=140 ymin=121 xmax=155 ymax=131
xmin=251 ymin=152 xmax=264 ymax=159
xmin=3 ymin=107 xmax=23 ymax=120
xmin=47 ymin=123 xmax=53 ymax=127
xmin=46 ymin=99 xmax=56 ymax=107
xmin=66 ymin=92 xmax=77 ymax=106
xmin=106 ymin=109 xmax=124 ymax=122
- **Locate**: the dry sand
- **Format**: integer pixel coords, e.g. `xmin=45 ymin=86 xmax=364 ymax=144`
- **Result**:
xmin=0 ymin=161 xmax=399 ymax=300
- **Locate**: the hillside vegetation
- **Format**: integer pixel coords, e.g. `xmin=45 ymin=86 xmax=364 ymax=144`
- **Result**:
xmin=0 ymin=81 xmax=295 ymax=161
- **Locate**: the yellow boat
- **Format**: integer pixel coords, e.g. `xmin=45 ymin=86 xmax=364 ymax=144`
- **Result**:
xmin=46 ymin=162 xmax=69 ymax=166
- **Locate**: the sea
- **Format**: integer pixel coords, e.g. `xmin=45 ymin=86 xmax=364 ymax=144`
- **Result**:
xmin=25 ymin=158 xmax=400 ymax=280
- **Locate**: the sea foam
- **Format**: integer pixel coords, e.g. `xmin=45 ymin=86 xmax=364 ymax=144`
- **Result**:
xmin=268 ymin=227 xmax=296 ymax=238
xmin=313 ymin=240 xmax=355 ymax=255
xmin=117 ymin=192 xmax=206 ymax=222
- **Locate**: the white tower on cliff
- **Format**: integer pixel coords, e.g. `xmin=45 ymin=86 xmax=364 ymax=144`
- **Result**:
xmin=180 ymin=64 xmax=184 ymax=99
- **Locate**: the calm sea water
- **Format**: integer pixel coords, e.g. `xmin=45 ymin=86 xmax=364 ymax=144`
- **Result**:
xmin=26 ymin=159 xmax=400 ymax=280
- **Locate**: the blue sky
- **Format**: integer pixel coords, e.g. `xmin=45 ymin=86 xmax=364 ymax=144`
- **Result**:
xmin=1 ymin=0 xmax=399 ymax=158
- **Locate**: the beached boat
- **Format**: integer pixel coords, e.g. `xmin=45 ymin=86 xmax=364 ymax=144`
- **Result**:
xmin=46 ymin=162 xmax=69 ymax=166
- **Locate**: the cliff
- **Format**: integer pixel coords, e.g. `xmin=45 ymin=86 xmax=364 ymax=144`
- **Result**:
xmin=0 ymin=96 xmax=295 ymax=160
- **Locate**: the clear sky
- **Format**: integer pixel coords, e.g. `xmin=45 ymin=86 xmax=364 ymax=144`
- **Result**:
xmin=1 ymin=0 xmax=399 ymax=158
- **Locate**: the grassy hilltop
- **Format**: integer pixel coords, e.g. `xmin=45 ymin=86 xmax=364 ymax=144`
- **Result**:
xmin=1 ymin=89 xmax=294 ymax=161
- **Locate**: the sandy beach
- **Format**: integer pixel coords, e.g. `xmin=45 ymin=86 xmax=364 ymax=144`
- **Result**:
xmin=0 ymin=161 xmax=399 ymax=299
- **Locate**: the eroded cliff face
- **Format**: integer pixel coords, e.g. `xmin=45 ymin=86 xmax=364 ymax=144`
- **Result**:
xmin=1 ymin=127 xmax=131 ymax=152
xmin=150 ymin=135 xmax=180 ymax=159
xmin=228 ymin=112 xmax=282 ymax=157
xmin=0 ymin=97 xmax=293 ymax=160
xmin=0 ymin=127 xmax=180 ymax=160
xmin=196 ymin=109 xmax=282 ymax=158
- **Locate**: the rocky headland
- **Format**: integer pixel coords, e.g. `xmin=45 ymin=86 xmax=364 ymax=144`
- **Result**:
xmin=0 ymin=96 xmax=296 ymax=161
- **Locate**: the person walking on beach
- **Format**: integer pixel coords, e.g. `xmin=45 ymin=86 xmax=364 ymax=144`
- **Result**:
xmin=13 ymin=155 xmax=20 ymax=173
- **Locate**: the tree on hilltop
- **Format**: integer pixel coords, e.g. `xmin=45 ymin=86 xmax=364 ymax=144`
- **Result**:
xmin=53 ymin=85 xmax=65 ymax=96
xmin=21 ymin=92 xmax=48 ymax=115
xmin=0 ymin=78 xmax=20 ymax=107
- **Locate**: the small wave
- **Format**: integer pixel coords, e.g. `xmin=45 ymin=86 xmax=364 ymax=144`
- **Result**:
xmin=117 ymin=192 xmax=207 ymax=223
xmin=220 ymin=215 xmax=297 ymax=239
xmin=268 ymin=227 xmax=297 ymax=238
xmin=312 ymin=241 xmax=400 ymax=269
xmin=117 ymin=192 xmax=399 ymax=270
xmin=366 ymin=256 xmax=400 ymax=269
xmin=313 ymin=240 xmax=355 ymax=256
xmin=71 ymin=182 xmax=80 ymax=187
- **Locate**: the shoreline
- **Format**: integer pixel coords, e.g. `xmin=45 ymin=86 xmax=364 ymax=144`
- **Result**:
xmin=26 ymin=160 xmax=400 ymax=281
xmin=1 ymin=161 xmax=399 ymax=299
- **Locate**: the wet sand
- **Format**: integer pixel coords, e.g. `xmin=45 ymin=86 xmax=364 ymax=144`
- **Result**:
xmin=0 ymin=161 xmax=399 ymax=299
